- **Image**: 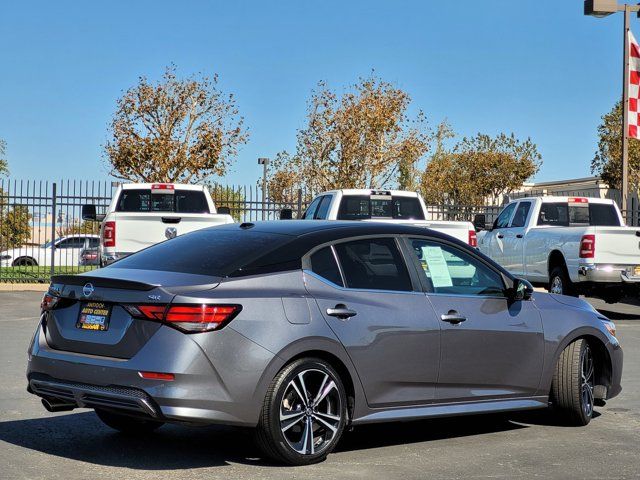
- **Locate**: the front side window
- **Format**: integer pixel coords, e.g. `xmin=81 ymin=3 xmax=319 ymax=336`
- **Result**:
xmin=410 ymin=238 xmax=505 ymax=296
xmin=511 ymin=202 xmax=531 ymax=228
xmin=302 ymin=196 xmax=323 ymax=220
xmin=309 ymin=246 xmax=343 ymax=286
xmin=56 ymin=238 xmax=85 ymax=249
xmin=494 ymin=203 xmax=517 ymax=229
xmin=333 ymin=238 xmax=412 ymax=291
xmin=314 ymin=196 xmax=332 ymax=219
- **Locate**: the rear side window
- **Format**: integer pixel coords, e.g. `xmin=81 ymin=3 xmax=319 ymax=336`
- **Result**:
xmin=109 ymin=229 xmax=291 ymax=277
xmin=538 ymin=203 xmax=569 ymax=226
xmin=116 ymin=189 xmax=210 ymax=214
xmin=334 ymin=238 xmax=412 ymax=291
xmin=337 ymin=195 xmax=425 ymax=220
xmin=309 ymin=247 xmax=343 ymax=286
xmin=589 ymin=204 xmax=621 ymax=226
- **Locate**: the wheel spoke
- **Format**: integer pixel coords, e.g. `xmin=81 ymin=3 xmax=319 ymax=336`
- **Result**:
xmin=314 ymin=380 xmax=337 ymax=407
xmin=289 ymin=378 xmax=308 ymax=407
xmin=314 ymin=410 xmax=341 ymax=422
xmin=297 ymin=372 xmax=310 ymax=406
xmin=312 ymin=413 xmax=339 ymax=434
xmin=312 ymin=373 xmax=329 ymax=407
xmin=280 ymin=410 xmax=305 ymax=433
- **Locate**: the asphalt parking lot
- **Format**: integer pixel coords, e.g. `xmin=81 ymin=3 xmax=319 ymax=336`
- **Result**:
xmin=0 ymin=291 xmax=639 ymax=480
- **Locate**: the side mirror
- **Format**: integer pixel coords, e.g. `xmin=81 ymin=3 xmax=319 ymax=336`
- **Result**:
xmin=280 ymin=208 xmax=293 ymax=220
xmin=473 ymin=214 xmax=486 ymax=231
xmin=512 ymin=278 xmax=534 ymax=301
xmin=82 ymin=204 xmax=97 ymax=221
xmin=217 ymin=206 xmax=231 ymax=215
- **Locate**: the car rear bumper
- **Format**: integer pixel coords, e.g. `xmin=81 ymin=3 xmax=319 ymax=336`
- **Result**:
xmin=577 ymin=263 xmax=640 ymax=283
xmin=26 ymin=321 xmax=278 ymax=426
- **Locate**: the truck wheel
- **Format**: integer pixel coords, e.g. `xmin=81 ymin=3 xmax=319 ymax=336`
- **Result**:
xmin=550 ymin=339 xmax=595 ymax=426
xmin=549 ymin=266 xmax=577 ymax=297
xmin=12 ymin=257 xmax=37 ymax=267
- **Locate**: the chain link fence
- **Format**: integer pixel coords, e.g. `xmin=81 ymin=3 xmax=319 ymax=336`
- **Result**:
xmin=0 ymin=179 xmax=637 ymax=283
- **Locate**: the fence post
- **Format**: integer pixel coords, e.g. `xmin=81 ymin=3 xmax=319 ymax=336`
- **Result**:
xmin=296 ymin=189 xmax=303 ymax=219
xmin=50 ymin=182 xmax=57 ymax=278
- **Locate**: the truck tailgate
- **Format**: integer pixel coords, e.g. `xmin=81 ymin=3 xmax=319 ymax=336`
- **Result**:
xmin=593 ymin=226 xmax=640 ymax=265
xmin=112 ymin=212 xmax=233 ymax=253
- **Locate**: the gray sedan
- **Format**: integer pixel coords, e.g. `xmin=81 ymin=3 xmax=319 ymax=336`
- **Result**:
xmin=26 ymin=221 xmax=622 ymax=465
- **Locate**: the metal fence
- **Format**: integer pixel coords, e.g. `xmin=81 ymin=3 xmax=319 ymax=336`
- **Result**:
xmin=0 ymin=179 xmax=638 ymax=283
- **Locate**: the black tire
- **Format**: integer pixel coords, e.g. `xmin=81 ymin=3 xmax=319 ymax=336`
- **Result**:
xmin=12 ymin=257 xmax=37 ymax=267
xmin=550 ymin=339 xmax=595 ymax=426
xmin=95 ymin=409 xmax=164 ymax=435
xmin=549 ymin=266 xmax=577 ymax=297
xmin=255 ymin=357 xmax=348 ymax=465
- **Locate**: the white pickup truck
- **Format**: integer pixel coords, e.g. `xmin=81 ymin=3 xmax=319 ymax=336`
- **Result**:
xmin=83 ymin=183 xmax=234 ymax=266
xmin=478 ymin=196 xmax=640 ymax=303
xmin=298 ymin=189 xmax=478 ymax=247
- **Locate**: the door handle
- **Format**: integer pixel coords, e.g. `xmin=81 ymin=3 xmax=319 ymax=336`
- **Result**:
xmin=161 ymin=217 xmax=182 ymax=224
xmin=326 ymin=304 xmax=357 ymax=320
xmin=516 ymin=234 xmax=523 ymax=239
xmin=440 ymin=310 xmax=466 ymax=324
xmin=497 ymin=233 xmax=504 ymax=239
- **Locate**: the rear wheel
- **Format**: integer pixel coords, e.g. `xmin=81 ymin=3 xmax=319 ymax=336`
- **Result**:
xmin=95 ymin=409 xmax=164 ymax=435
xmin=549 ymin=266 xmax=577 ymax=297
xmin=12 ymin=257 xmax=37 ymax=267
xmin=255 ymin=358 xmax=348 ymax=465
xmin=551 ymin=339 xmax=595 ymax=426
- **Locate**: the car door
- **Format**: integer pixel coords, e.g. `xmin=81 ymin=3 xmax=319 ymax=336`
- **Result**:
xmin=303 ymin=237 xmax=441 ymax=407
xmin=501 ymin=201 xmax=532 ymax=276
xmin=480 ymin=202 xmax=517 ymax=265
xmin=405 ymin=237 xmax=544 ymax=402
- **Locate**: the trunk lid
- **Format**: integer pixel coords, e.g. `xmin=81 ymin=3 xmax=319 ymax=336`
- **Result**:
xmin=44 ymin=269 xmax=221 ymax=359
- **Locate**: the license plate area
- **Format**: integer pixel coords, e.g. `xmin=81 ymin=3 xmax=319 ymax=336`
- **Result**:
xmin=76 ymin=302 xmax=112 ymax=331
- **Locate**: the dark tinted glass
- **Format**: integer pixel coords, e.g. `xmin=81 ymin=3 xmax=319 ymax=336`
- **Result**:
xmin=589 ymin=203 xmax=621 ymax=226
xmin=537 ymin=203 xmax=569 ymax=226
xmin=88 ymin=238 xmax=100 ymax=248
xmin=109 ymin=229 xmax=291 ymax=277
xmin=314 ymin=196 xmax=332 ymax=219
xmin=115 ymin=189 xmax=209 ymax=213
xmin=337 ymin=195 xmax=424 ymax=220
xmin=569 ymin=205 xmax=590 ymax=224
xmin=511 ymin=202 xmax=531 ymax=228
xmin=410 ymin=239 xmax=505 ymax=296
xmin=302 ymin=196 xmax=322 ymax=219
xmin=495 ymin=202 xmax=516 ymax=228
xmin=309 ymin=247 xmax=343 ymax=286
xmin=334 ymin=238 xmax=412 ymax=291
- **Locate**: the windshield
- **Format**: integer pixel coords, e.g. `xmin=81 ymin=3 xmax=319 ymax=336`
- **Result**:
xmin=337 ymin=195 xmax=425 ymax=220
xmin=115 ymin=189 xmax=210 ymax=214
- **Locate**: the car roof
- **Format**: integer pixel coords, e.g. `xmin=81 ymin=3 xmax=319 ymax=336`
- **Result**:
xmin=320 ymin=189 xmax=419 ymax=197
xmin=513 ymin=196 xmax=615 ymax=205
xmin=120 ymin=183 xmax=205 ymax=191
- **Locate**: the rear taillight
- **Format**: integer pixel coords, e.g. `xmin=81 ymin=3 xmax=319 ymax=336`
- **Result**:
xmin=41 ymin=293 xmax=59 ymax=311
xmin=103 ymin=221 xmax=116 ymax=248
xmin=124 ymin=304 xmax=241 ymax=333
xmin=579 ymin=234 xmax=596 ymax=258
xmin=468 ymin=229 xmax=478 ymax=247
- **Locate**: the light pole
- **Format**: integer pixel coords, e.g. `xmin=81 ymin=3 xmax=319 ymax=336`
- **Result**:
xmin=585 ymin=0 xmax=640 ymax=218
xmin=258 ymin=157 xmax=270 ymax=220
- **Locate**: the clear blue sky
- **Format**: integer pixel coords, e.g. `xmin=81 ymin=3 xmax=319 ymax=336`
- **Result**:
xmin=0 ymin=0 xmax=633 ymax=185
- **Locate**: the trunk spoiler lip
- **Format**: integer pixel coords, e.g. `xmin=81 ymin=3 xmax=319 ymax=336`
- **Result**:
xmin=51 ymin=274 xmax=157 ymax=291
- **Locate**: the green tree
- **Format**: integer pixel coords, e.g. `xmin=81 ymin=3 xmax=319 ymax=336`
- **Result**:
xmin=420 ymin=131 xmax=542 ymax=206
xmin=0 ymin=203 xmax=31 ymax=251
xmin=267 ymin=75 xmax=429 ymax=202
xmin=206 ymin=183 xmax=246 ymax=222
xmin=57 ymin=220 xmax=99 ymax=237
xmin=105 ymin=65 xmax=248 ymax=183
xmin=591 ymin=100 xmax=640 ymax=192
xmin=0 ymin=139 xmax=8 ymax=176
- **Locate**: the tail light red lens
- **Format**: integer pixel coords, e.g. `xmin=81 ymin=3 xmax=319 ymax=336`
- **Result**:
xmin=468 ymin=229 xmax=478 ymax=247
xmin=41 ymin=293 xmax=59 ymax=311
xmin=124 ymin=304 xmax=241 ymax=333
xmin=138 ymin=371 xmax=175 ymax=381
xmin=579 ymin=234 xmax=596 ymax=258
xmin=103 ymin=221 xmax=116 ymax=248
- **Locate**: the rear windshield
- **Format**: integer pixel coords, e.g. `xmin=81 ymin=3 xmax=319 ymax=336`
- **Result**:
xmin=537 ymin=202 xmax=621 ymax=227
xmin=108 ymin=229 xmax=291 ymax=276
xmin=337 ymin=195 xmax=425 ymax=220
xmin=115 ymin=189 xmax=210 ymax=214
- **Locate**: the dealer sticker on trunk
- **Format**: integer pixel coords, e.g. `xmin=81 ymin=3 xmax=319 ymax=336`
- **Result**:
xmin=76 ymin=302 xmax=111 ymax=331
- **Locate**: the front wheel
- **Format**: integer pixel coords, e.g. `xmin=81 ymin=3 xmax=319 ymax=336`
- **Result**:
xmin=549 ymin=266 xmax=577 ymax=297
xmin=551 ymin=339 xmax=595 ymax=426
xmin=255 ymin=358 xmax=348 ymax=465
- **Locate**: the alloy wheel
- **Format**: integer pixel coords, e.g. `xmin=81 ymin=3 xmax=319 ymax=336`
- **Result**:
xmin=550 ymin=276 xmax=563 ymax=295
xmin=279 ymin=368 xmax=342 ymax=456
xmin=581 ymin=344 xmax=595 ymax=418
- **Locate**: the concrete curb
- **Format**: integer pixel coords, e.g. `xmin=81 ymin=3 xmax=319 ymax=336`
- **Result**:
xmin=0 ymin=283 xmax=49 ymax=292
